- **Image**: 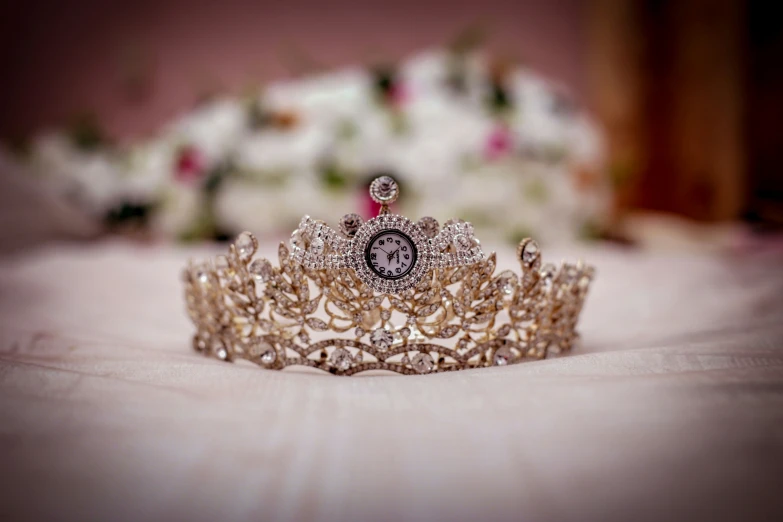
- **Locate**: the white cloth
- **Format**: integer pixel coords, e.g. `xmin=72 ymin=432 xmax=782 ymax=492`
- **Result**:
xmin=1 ymin=241 xmax=782 ymax=521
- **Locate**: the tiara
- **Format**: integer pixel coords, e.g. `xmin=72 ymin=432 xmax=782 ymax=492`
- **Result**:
xmin=183 ymin=176 xmax=595 ymax=375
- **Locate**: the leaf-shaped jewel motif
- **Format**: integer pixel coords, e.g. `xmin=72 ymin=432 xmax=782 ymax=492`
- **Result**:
xmin=437 ymin=325 xmax=460 ymax=338
xmin=303 ymin=296 xmax=321 ymax=314
xmin=417 ymin=302 xmax=440 ymax=317
xmin=390 ymin=298 xmax=411 ymax=314
xmin=306 ymin=318 xmax=329 ymax=331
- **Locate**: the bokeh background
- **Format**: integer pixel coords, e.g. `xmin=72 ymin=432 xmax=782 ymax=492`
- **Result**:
xmin=1 ymin=0 xmax=780 ymax=253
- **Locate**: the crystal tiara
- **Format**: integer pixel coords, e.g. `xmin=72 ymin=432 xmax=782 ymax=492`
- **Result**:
xmin=183 ymin=176 xmax=595 ymax=375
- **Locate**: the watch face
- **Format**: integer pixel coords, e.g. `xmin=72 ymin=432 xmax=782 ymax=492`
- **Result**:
xmin=365 ymin=229 xmax=418 ymax=280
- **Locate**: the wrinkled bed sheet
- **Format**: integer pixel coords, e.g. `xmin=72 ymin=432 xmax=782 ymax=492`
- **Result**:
xmin=1 ymin=240 xmax=782 ymax=521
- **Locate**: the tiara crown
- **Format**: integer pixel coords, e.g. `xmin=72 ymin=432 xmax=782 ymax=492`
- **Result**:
xmin=184 ymin=176 xmax=594 ymax=375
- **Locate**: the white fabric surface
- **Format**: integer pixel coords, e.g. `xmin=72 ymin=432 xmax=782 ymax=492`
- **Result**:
xmin=1 ymin=240 xmax=782 ymax=521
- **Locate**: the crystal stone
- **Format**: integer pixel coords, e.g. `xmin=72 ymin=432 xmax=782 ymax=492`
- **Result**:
xmin=195 ymin=267 xmax=210 ymax=285
xmin=369 ymin=175 xmax=399 ymax=203
xmin=370 ymin=327 xmax=394 ymax=351
xmin=453 ymin=234 xmax=472 ymax=252
xmin=254 ymin=342 xmax=276 ymax=365
xmin=309 ymin=237 xmax=325 ymax=254
xmin=339 ymin=213 xmax=364 ymax=238
xmin=290 ymin=229 xmax=305 ymax=250
xmin=417 ymin=216 xmax=440 ymax=238
xmin=330 ymin=348 xmax=353 ymax=371
xmin=235 ymin=232 xmax=257 ymax=261
xmin=248 ymin=258 xmax=274 ymax=282
xmin=493 ymin=346 xmax=513 ymax=366
xmin=211 ymin=338 xmax=228 ymax=360
xmin=412 ymin=352 xmax=434 ymax=374
xmin=521 ymin=240 xmax=540 ymax=265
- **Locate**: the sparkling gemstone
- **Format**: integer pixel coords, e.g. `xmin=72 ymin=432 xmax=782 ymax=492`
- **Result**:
xmin=355 ymin=327 xmax=366 ymax=337
xmin=354 ymin=351 xmax=363 ymax=363
xmin=453 ymin=234 xmax=472 ymax=252
xmin=259 ymin=343 xmax=277 ymax=365
xmin=369 ymin=175 xmax=399 ymax=203
xmin=290 ymin=229 xmax=305 ymax=250
xmin=248 ymin=258 xmax=274 ymax=282
xmin=493 ymin=346 xmax=513 ymax=366
xmin=195 ymin=267 xmax=210 ymax=285
xmin=399 ymin=327 xmax=411 ymax=338
xmin=330 ymin=348 xmax=353 ymax=371
xmin=235 ymin=232 xmax=257 ymax=261
xmin=211 ymin=338 xmax=228 ymax=360
xmin=417 ymin=216 xmax=440 ymax=238
xmin=401 ymin=353 xmax=410 ymax=365
xmin=310 ymin=237 xmax=325 ymax=254
xmin=339 ymin=213 xmax=364 ymax=238
xmin=370 ymin=328 xmax=394 ymax=351
xmin=380 ymin=309 xmax=391 ymax=321
xmin=412 ymin=353 xmax=434 ymax=374
xmin=521 ymin=240 xmax=540 ymax=265
xmin=298 ymin=331 xmax=311 ymax=344
xmin=498 ymin=270 xmax=517 ymax=295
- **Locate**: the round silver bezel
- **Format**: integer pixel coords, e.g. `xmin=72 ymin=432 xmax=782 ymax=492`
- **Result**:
xmin=348 ymin=214 xmax=432 ymax=293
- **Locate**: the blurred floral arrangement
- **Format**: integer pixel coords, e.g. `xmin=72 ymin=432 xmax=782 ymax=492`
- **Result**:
xmin=3 ymin=40 xmax=611 ymax=245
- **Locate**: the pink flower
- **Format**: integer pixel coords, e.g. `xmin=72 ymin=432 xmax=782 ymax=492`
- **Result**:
xmin=174 ymin=145 xmax=206 ymax=184
xmin=484 ymin=126 xmax=513 ymax=161
xmin=386 ymin=82 xmax=410 ymax=108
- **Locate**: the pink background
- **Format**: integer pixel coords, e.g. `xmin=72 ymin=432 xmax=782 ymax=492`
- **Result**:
xmin=0 ymin=0 xmax=586 ymax=141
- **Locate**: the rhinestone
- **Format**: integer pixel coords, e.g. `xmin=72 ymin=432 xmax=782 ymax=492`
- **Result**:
xmin=407 ymin=316 xmax=417 ymax=325
xmin=369 ymin=175 xmax=399 ymax=204
xmin=298 ymin=331 xmax=310 ymax=344
xmin=380 ymin=309 xmax=391 ymax=321
xmin=520 ymin=240 xmax=540 ymax=265
xmin=195 ymin=267 xmax=210 ymax=285
xmin=290 ymin=229 xmax=305 ymax=250
xmin=354 ymin=350 xmax=364 ymax=363
xmin=453 ymin=234 xmax=472 ymax=252
xmin=235 ymin=232 xmax=257 ymax=261
xmin=417 ymin=216 xmax=440 ymax=238
xmin=412 ymin=353 xmax=434 ymax=374
xmin=493 ymin=346 xmax=513 ymax=366
xmin=259 ymin=344 xmax=277 ymax=365
xmin=458 ymin=339 xmax=469 ymax=349
xmin=310 ymin=237 xmax=325 ymax=254
xmin=211 ymin=338 xmax=228 ymax=360
xmin=339 ymin=213 xmax=364 ymax=238
xmin=248 ymin=258 xmax=274 ymax=282
xmin=401 ymin=353 xmax=410 ymax=365
xmin=370 ymin=328 xmax=394 ymax=351
xmin=399 ymin=327 xmax=411 ymax=338
xmin=330 ymin=348 xmax=353 ymax=371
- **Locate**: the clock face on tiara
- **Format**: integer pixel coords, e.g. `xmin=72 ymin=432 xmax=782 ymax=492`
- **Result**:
xmin=364 ymin=230 xmax=417 ymax=280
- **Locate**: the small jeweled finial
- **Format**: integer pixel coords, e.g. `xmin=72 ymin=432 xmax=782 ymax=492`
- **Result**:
xmin=369 ymin=176 xmax=399 ymax=214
